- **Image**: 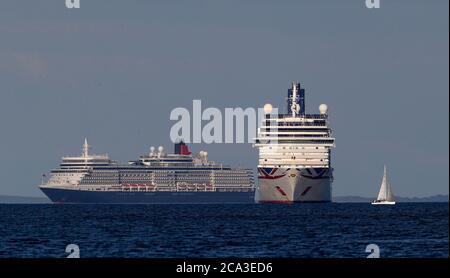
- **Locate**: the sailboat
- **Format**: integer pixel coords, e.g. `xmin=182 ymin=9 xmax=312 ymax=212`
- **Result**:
xmin=371 ymin=165 xmax=395 ymax=205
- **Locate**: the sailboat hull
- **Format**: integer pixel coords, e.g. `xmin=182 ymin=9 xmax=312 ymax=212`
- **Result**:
xmin=371 ymin=201 xmax=396 ymax=205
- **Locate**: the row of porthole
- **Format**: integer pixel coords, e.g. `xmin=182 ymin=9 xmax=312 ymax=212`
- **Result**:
xmin=264 ymin=159 xmax=325 ymax=161
xmin=268 ymin=146 xmax=322 ymax=149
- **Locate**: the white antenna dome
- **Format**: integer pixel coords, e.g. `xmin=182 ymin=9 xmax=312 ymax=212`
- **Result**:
xmin=149 ymin=146 xmax=155 ymax=156
xmin=263 ymin=103 xmax=273 ymax=114
xmin=203 ymin=151 xmax=208 ymax=157
xmin=158 ymin=146 xmax=164 ymax=152
xmin=319 ymin=104 xmax=328 ymax=115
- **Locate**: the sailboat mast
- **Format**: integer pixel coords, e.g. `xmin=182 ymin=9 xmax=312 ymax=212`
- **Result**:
xmin=383 ymin=165 xmax=388 ymax=200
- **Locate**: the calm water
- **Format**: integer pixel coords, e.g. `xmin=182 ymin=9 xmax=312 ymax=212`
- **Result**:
xmin=0 ymin=203 xmax=447 ymax=258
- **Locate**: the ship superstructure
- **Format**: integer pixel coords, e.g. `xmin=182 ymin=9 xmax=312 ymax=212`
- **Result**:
xmin=254 ymin=82 xmax=335 ymax=203
xmin=40 ymin=140 xmax=254 ymax=203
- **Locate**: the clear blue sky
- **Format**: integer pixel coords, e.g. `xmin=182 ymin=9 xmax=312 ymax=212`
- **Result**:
xmin=0 ymin=0 xmax=448 ymax=197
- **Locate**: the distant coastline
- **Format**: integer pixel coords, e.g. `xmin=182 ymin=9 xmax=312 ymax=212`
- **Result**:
xmin=0 ymin=195 xmax=50 ymax=204
xmin=333 ymin=194 xmax=449 ymax=203
xmin=0 ymin=194 xmax=448 ymax=204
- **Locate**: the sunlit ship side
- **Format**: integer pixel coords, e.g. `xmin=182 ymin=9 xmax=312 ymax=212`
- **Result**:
xmin=254 ymin=82 xmax=336 ymax=203
xmin=39 ymin=140 xmax=254 ymax=204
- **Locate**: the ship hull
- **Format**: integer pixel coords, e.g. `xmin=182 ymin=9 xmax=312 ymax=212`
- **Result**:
xmin=40 ymin=187 xmax=255 ymax=204
xmin=256 ymin=167 xmax=333 ymax=203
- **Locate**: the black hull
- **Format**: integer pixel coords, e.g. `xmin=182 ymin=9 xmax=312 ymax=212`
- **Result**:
xmin=40 ymin=187 xmax=255 ymax=204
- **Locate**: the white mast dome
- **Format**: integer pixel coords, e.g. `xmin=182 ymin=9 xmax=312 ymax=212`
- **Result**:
xmin=319 ymin=104 xmax=328 ymax=115
xmin=263 ymin=103 xmax=273 ymax=114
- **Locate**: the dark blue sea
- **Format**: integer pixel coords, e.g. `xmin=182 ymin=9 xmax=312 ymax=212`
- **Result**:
xmin=0 ymin=203 xmax=447 ymax=258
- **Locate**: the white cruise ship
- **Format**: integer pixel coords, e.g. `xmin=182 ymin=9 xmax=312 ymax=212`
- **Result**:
xmin=254 ymin=82 xmax=336 ymax=203
xmin=39 ymin=139 xmax=255 ymax=203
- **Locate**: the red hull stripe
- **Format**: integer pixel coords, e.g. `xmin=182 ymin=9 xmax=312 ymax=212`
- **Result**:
xmin=301 ymin=186 xmax=312 ymax=196
xmin=275 ymin=186 xmax=287 ymax=196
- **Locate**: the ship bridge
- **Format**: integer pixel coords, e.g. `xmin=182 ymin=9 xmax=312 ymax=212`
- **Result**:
xmin=58 ymin=138 xmax=116 ymax=169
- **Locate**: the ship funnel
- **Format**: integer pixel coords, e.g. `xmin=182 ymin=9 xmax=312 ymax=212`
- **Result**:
xmin=174 ymin=140 xmax=191 ymax=155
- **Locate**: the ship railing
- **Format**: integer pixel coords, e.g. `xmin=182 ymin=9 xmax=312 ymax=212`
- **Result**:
xmin=175 ymin=182 xmax=215 ymax=192
xmin=102 ymin=184 xmax=249 ymax=193
xmin=119 ymin=183 xmax=157 ymax=192
xmin=259 ymin=123 xmax=328 ymax=128
xmin=277 ymin=114 xmax=327 ymax=119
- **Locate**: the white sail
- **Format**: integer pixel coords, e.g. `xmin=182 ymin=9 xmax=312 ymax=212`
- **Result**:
xmin=375 ymin=165 xmax=395 ymax=202
xmin=385 ymin=168 xmax=394 ymax=202
xmin=376 ymin=166 xmax=387 ymax=201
